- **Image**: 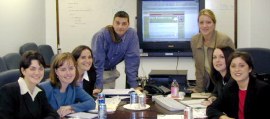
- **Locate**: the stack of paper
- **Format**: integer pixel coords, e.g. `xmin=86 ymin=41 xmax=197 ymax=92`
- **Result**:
xmin=89 ymin=96 xmax=121 ymax=113
xmin=191 ymin=93 xmax=211 ymax=99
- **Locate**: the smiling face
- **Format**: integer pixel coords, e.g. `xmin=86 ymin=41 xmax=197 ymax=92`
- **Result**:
xmin=230 ymin=57 xmax=251 ymax=82
xmin=113 ymin=17 xmax=129 ymax=37
xmin=213 ymin=48 xmax=227 ymax=74
xmin=77 ymin=49 xmax=92 ymax=73
xmin=55 ymin=59 xmax=76 ymax=86
xmin=199 ymin=15 xmax=215 ymax=37
xmin=21 ymin=60 xmax=44 ymax=86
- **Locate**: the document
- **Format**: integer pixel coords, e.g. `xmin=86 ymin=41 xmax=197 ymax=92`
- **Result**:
xmin=191 ymin=93 xmax=211 ymax=99
xmin=102 ymin=88 xmax=134 ymax=96
xmin=157 ymin=115 xmax=183 ymax=119
xmin=67 ymin=112 xmax=98 ymax=119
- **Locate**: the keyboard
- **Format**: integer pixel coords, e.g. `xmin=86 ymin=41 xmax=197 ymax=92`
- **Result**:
xmin=152 ymin=95 xmax=186 ymax=111
xmin=88 ymin=96 xmax=121 ymax=113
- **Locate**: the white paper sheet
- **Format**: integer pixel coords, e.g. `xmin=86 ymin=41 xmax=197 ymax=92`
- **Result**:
xmin=67 ymin=112 xmax=98 ymax=119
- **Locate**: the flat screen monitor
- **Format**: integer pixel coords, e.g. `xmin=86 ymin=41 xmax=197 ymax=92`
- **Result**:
xmin=137 ymin=0 xmax=205 ymax=57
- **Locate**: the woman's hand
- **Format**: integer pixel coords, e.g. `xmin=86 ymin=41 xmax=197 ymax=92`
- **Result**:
xmin=57 ymin=106 xmax=74 ymax=117
xmin=219 ymin=115 xmax=235 ymax=119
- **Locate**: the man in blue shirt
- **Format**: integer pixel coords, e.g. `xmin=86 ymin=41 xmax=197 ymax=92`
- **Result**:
xmin=91 ymin=11 xmax=141 ymax=95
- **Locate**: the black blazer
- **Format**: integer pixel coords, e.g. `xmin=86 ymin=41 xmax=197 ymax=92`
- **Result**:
xmin=207 ymin=76 xmax=270 ymax=119
xmin=211 ymin=74 xmax=232 ymax=98
xmin=83 ymin=69 xmax=96 ymax=98
xmin=0 ymin=82 xmax=59 ymax=119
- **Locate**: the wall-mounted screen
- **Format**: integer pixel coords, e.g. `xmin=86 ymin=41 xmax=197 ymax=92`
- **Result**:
xmin=137 ymin=0 xmax=205 ymax=57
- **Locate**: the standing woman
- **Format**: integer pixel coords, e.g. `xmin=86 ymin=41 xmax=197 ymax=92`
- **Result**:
xmin=191 ymin=9 xmax=235 ymax=93
xmin=207 ymin=52 xmax=270 ymax=119
xmin=39 ymin=52 xmax=95 ymax=117
xmin=72 ymin=45 xmax=98 ymax=97
xmin=0 ymin=51 xmax=59 ymax=119
xmin=202 ymin=46 xmax=234 ymax=106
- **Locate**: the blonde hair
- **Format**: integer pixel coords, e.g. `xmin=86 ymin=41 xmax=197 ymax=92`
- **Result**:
xmin=198 ymin=9 xmax=216 ymax=24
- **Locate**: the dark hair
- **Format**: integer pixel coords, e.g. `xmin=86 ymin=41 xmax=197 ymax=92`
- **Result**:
xmin=211 ymin=47 xmax=235 ymax=83
xmin=227 ymin=51 xmax=254 ymax=75
xmin=49 ymin=52 xmax=79 ymax=88
xmin=20 ymin=50 xmax=45 ymax=77
xmin=114 ymin=11 xmax=129 ymax=23
xmin=71 ymin=45 xmax=95 ymax=72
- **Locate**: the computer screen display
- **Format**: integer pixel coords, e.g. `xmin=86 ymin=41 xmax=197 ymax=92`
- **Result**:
xmin=137 ymin=0 xmax=204 ymax=56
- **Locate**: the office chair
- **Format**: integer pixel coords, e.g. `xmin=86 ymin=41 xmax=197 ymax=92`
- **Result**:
xmin=237 ymin=47 xmax=270 ymax=84
xmin=0 ymin=69 xmax=20 ymax=87
xmin=19 ymin=42 xmax=38 ymax=55
xmin=237 ymin=47 xmax=270 ymax=74
xmin=0 ymin=57 xmax=8 ymax=73
xmin=3 ymin=53 xmax=21 ymax=70
xmin=38 ymin=44 xmax=55 ymax=67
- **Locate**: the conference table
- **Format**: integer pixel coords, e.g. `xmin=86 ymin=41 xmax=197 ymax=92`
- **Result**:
xmin=107 ymin=97 xmax=181 ymax=119
xmin=65 ymin=95 xmax=207 ymax=119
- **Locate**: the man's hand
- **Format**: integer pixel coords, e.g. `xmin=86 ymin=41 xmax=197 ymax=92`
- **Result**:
xmin=93 ymin=88 xmax=102 ymax=97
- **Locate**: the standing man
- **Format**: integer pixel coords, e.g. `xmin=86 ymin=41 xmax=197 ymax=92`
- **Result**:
xmin=91 ymin=11 xmax=141 ymax=95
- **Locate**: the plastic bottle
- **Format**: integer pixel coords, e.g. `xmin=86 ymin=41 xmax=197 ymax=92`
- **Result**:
xmin=98 ymin=93 xmax=107 ymax=119
xmin=98 ymin=103 xmax=107 ymax=119
xmin=171 ymin=79 xmax=179 ymax=98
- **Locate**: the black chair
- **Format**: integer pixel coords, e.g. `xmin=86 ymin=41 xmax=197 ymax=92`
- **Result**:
xmin=3 ymin=53 xmax=21 ymax=70
xmin=0 ymin=68 xmax=51 ymax=87
xmin=19 ymin=42 xmax=38 ymax=55
xmin=0 ymin=57 xmax=8 ymax=72
xmin=38 ymin=44 xmax=55 ymax=67
xmin=237 ymin=47 xmax=270 ymax=74
xmin=237 ymin=47 xmax=270 ymax=84
xmin=0 ymin=69 xmax=20 ymax=87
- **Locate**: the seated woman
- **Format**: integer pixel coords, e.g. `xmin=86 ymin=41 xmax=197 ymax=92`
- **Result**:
xmin=71 ymin=45 xmax=99 ymax=97
xmin=39 ymin=52 xmax=96 ymax=117
xmin=202 ymin=46 xmax=234 ymax=106
xmin=0 ymin=51 xmax=59 ymax=119
xmin=207 ymin=51 xmax=270 ymax=119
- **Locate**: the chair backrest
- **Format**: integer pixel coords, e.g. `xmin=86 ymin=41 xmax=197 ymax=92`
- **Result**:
xmin=0 ymin=69 xmax=20 ymax=87
xmin=0 ymin=68 xmax=51 ymax=87
xmin=38 ymin=44 xmax=54 ymax=66
xmin=19 ymin=42 xmax=38 ymax=55
xmin=3 ymin=53 xmax=21 ymax=70
xmin=237 ymin=47 xmax=270 ymax=74
xmin=0 ymin=57 xmax=8 ymax=72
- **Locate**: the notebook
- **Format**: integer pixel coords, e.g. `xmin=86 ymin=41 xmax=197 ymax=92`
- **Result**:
xmin=191 ymin=93 xmax=211 ymax=99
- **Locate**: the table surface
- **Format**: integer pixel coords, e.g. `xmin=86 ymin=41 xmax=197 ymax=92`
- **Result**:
xmin=107 ymin=97 xmax=183 ymax=119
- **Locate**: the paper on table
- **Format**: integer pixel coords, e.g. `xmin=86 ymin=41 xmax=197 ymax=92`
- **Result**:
xmin=157 ymin=115 xmax=183 ymax=119
xmin=181 ymin=99 xmax=206 ymax=108
xmin=101 ymin=89 xmax=134 ymax=96
xmin=67 ymin=112 xmax=98 ymax=119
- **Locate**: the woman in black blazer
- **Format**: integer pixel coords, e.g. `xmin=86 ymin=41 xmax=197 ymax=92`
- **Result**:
xmin=207 ymin=51 xmax=270 ymax=119
xmin=72 ymin=45 xmax=98 ymax=97
xmin=202 ymin=46 xmax=235 ymax=106
xmin=0 ymin=51 xmax=59 ymax=119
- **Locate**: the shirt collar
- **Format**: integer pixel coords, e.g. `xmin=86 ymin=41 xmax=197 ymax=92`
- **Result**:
xmin=18 ymin=77 xmax=42 ymax=101
xmin=83 ymin=71 xmax=89 ymax=81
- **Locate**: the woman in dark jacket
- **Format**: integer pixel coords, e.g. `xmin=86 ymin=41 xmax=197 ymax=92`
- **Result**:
xmin=72 ymin=45 xmax=98 ymax=97
xmin=0 ymin=51 xmax=59 ymax=119
xmin=202 ymin=46 xmax=234 ymax=106
xmin=207 ymin=51 xmax=270 ymax=119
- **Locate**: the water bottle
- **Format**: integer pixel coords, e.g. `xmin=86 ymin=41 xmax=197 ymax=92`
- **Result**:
xmin=171 ymin=79 xmax=179 ymax=98
xmin=98 ymin=103 xmax=107 ymax=119
xmin=98 ymin=93 xmax=107 ymax=119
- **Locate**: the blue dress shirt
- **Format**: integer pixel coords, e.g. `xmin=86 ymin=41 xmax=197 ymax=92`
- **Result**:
xmin=91 ymin=27 xmax=140 ymax=89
